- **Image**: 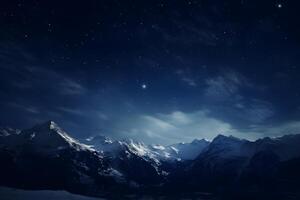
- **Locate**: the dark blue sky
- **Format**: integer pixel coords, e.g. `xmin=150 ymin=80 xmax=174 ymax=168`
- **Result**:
xmin=1 ymin=0 xmax=300 ymax=144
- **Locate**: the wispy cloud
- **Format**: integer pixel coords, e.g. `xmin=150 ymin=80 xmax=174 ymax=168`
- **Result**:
xmin=204 ymin=70 xmax=250 ymax=99
xmin=8 ymin=66 xmax=87 ymax=96
xmin=115 ymin=108 xmax=300 ymax=144
xmin=242 ymin=99 xmax=274 ymax=124
xmin=175 ymin=69 xmax=198 ymax=87
xmin=57 ymin=106 xmax=109 ymax=122
xmin=116 ymin=110 xmax=235 ymax=144
xmin=57 ymin=107 xmax=84 ymax=116
xmin=202 ymin=70 xmax=274 ymax=124
xmin=0 ymin=42 xmax=36 ymax=65
xmin=8 ymin=102 xmax=40 ymax=114
xmin=59 ymin=79 xmax=85 ymax=95
xmin=246 ymin=120 xmax=300 ymax=139
xmin=152 ymin=19 xmax=219 ymax=47
xmin=142 ymin=115 xmax=176 ymax=131
xmin=181 ymin=77 xmax=197 ymax=87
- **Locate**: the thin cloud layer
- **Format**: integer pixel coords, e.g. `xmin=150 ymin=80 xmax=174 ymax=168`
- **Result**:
xmin=116 ymin=110 xmax=233 ymax=144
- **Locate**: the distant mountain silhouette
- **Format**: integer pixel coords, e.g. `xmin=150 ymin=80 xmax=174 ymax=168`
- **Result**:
xmin=1 ymin=121 xmax=300 ymax=199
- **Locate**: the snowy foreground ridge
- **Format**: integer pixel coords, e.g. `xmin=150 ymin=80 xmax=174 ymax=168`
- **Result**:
xmin=1 ymin=120 xmax=300 ymax=199
xmin=0 ymin=187 xmax=105 ymax=200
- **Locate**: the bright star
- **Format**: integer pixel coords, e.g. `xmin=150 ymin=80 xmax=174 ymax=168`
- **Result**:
xmin=142 ymin=84 xmax=147 ymax=89
xmin=277 ymin=3 xmax=282 ymax=8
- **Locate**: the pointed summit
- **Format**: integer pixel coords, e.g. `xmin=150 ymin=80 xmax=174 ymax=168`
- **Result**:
xmin=36 ymin=120 xmax=60 ymax=130
xmin=48 ymin=120 xmax=57 ymax=128
xmin=191 ymin=138 xmax=209 ymax=145
xmin=21 ymin=120 xmax=92 ymax=152
xmin=212 ymin=134 xmax=241 ymax=144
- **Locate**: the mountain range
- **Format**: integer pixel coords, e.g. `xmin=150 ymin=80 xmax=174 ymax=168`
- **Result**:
xmin=1 ymin=121 xmax=300 ymax=199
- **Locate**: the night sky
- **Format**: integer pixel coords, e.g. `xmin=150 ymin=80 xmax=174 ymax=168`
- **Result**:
xmin=1 ymin=0 xmax=300 ymax=144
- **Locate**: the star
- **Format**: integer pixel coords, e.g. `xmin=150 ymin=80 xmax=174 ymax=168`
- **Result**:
xmin=141 ymin=84 xmax=147 ymax=89
xmin=277 ymin=3 xmax=282 ymax=8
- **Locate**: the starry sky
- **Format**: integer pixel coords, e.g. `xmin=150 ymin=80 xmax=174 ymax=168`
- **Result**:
xmin=1 ymin=0 xmax=300 ymax=144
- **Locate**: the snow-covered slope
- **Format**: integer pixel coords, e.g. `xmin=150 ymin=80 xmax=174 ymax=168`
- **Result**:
xmin=0 ymin=127 xmax=20 ymax=137
xmin=84 ymin=135 xmax=124 ymax=156
xmin=23 ymin=120 xmax=93 ymax=151
xmin=86 ymin=135 xmax=210 ymax=162
xmin=0 ymin=121 xmax=131 ymax=195
xmin=2 ymin=121 xmax=300 ymax=198
xmin=0 ymin=121 xmax=93 ymax=154
xmin=85 ymin=136 xmax=166 ymax=178
xmin=161 ymin=139 xmax=210 ymax=160
xmin=0 ymin=187 xmax=105 ymax=200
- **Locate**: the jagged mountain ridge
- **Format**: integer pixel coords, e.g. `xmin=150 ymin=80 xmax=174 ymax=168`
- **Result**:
xmin=84 ymin=133 xmax=210 ymax=162
xmin=0 ymin=121 xmax=125 ymax=197
xmin=1 ymin=121 xmax=300 ymax=199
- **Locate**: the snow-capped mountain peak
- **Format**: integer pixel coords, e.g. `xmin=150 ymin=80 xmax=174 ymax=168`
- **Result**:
xmin=86 ymin=135 xmax=113 ymax=144
xmin=21 ymin=120 xmax=93 ymax=152
xmin=0 ymin=127 xmax=20 ymax=137
xmin=164 ymin=139 xmax=210 ymax=160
